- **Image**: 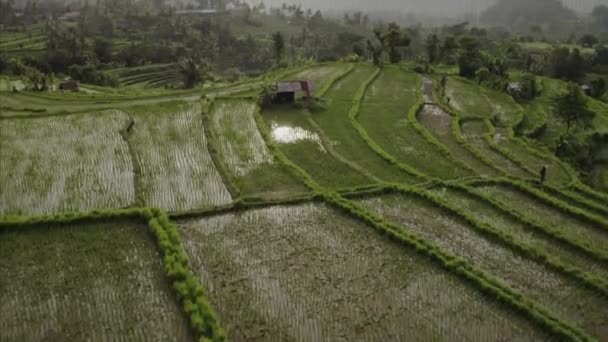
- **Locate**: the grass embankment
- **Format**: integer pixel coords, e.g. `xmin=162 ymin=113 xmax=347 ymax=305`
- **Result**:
xmin=357 ymin=67 xmax=471 ymax=180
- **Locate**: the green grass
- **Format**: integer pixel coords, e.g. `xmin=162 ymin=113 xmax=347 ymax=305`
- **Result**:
xmin=310 ymin=64 xmax=419 ymax=183
xmin=358 ymin=67 xmax=471 ymax=180
xmin=208 ymin=99 xmax=307 ymax=199
xmin=261 ymin=105 xmax=372 ymax=189
xmin=0 ymin=221 xmax=192 ymax=341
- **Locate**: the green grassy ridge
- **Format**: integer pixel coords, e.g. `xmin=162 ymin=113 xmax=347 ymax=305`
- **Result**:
xmin=0 ymin=208 xmax=226 ymax=342
xmin=469 ymin=178 xmax=608 ymax=233
xmin=146 ymin=210 xmax=226 ymax=342
xmin=254 ymin=97 xmax=594 ymax=342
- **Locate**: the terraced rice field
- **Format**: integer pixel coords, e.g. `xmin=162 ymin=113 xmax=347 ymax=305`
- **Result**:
xmin=460 ymin=119 xmax=532 ymax=178
xmin=0 ymin=111 xmax=134 ymax=215
xmin=0 ymin=222 xmax=191 ymax=341
xmin=476 ymin=185 xmax=608 ymax=254
xmin=3 ymin=61 xmax=608 ymax=341
xmin=262 ymin=104 xmax=372 ymax=189
xmin=358 ymin=67 xmax=471 ymax=179
xmin=359 ymin=194 xmax=608 ymax=338
xmin=291 ymin=64 xmax=353 ymax=95
xmin=209 ymin=99 xmax=306 ymax=198
xmin=128 ymin=101 xmax=232 ymax=211
xmin=179 ymin=204 xmax=549 ymax=341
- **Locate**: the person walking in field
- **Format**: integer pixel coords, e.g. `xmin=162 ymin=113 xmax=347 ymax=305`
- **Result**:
xmin=540 ymin=165 xmax=548 ymax=185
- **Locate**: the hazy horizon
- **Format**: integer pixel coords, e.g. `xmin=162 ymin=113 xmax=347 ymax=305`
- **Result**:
xmin=244 ymin=0 xmax=603 ymax=15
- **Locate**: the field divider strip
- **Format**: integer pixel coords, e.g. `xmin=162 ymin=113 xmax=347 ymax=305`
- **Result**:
xmin=349 ymin=68 xmax=430 ymax=182
xmin=253 ymin=99 xmax=593 ymax=342
xmin=467 ymin=178 xmax=608 ymax=233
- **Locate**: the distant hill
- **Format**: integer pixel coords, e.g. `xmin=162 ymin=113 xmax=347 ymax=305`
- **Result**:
xmin=480 ymin=0 xmax=577 ymax=28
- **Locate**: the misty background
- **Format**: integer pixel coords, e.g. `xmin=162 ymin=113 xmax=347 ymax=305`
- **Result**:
xmin=242 ymin=0 xmax=603 ymax=16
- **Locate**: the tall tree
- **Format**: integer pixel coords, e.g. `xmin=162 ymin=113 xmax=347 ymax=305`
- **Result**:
xmin=272 ymin=31 xmax=285 ymax=63
xmin=384 ymin=23 xmax=410 ymax=64
xmin=457 ymin=36 xmax=482 ymax=78
xmin=179 ymin=57 xmax=209 ymax=88
xmin=553 ymin=83 xmax=595 ymax=138
xmin=426 ymin=34 xmax=440 ymax=64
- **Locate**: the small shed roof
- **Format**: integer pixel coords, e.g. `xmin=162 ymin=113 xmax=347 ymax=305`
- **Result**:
xmin=276 ymin=80 xmax=313 ymax=93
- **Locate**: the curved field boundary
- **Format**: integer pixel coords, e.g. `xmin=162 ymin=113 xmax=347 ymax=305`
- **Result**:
xmin=253 ymin=104 xmax=594 ymax=342
xmin=466 ymin=178 xmax=608 ymax=233
xmin=0 ymin=208 xmax=226 ymax=342
xmin=350 ymin=69 xmax=430 ymax=182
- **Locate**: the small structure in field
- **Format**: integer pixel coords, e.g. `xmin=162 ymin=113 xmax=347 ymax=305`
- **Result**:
xmin=274 ymin=80 xmax=313 ymax=104
xmin=59 ymin=80 xmax=79 ymax=92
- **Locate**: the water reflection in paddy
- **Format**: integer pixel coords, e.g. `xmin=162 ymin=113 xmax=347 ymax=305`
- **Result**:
xmin=270 ymin=122 xmax=326 ymax=152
